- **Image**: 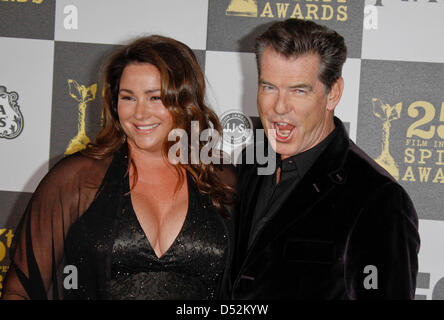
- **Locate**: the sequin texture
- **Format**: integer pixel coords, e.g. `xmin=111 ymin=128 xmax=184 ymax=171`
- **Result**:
xmin=109 ymin=173 xmax=229 ymax=300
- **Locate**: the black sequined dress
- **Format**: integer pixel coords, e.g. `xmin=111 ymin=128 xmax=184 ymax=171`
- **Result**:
xmin=2 ymin=145 xmax=234 ymax=300
xmin=109 ymin=172 xmax=229 ymax=300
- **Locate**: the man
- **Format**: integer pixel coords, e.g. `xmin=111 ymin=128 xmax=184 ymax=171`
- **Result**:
xmin=229 ymin=19 xmax=420 ymax=299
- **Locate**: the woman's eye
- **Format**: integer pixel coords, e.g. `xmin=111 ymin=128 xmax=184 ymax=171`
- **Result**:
xmin=151 ymin=96 xmax=161 ymax=101
xmin=120 ymin=96 xmax=134 ymax=101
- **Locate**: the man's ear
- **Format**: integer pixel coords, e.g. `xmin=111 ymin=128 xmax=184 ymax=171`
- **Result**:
xmin=326 ymin=77 xmax=344 ymax=111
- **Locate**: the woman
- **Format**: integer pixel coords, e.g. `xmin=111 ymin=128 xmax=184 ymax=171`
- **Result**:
xmin=2 ymin=35 xmax=236 ymax=300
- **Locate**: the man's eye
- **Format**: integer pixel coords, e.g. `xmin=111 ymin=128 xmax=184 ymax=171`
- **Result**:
xmin=293 ymin=89 xmax=307 ymax=95
xmin=262 ymin=85 xmax=274 ymax=91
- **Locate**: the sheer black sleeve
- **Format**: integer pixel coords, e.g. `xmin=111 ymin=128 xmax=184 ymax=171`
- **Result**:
xmin=1 ymin=154 xmax=111 ymax=300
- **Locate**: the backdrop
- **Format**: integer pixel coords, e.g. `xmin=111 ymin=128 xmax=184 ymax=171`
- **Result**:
xmin=0 ymin=0 xmax=443 ymax=299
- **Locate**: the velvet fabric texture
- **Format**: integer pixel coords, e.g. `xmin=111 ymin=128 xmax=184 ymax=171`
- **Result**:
xmin=227 ymin=117 xmax=420 ymax=300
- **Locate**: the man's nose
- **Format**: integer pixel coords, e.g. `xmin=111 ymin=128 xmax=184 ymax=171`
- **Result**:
xmin=273 ymin=91 xmax=291 ymax=115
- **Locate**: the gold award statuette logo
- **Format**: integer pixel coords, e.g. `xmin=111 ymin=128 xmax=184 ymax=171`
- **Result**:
xmin=65 ymin=80 xmax=97 ymax=155
xmin=372 ymin=98 xmax=402 ymax=180
xmin=226 ymin=0 xmax=258 ymax=17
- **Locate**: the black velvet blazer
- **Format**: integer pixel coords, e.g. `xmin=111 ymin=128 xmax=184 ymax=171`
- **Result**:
xmin=227 ymin=117 xmax=420 ymax=300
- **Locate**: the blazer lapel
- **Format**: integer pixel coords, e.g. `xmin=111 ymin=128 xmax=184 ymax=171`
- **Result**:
xmin=235 ymin=165 xmax=264 ymax=262
xmin=241 ymin=118 xmax=350 ymax=268
xmin=245 ymin=167 xmax=340 ymax=263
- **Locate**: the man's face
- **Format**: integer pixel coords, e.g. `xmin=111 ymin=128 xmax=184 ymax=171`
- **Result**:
xmin=257 ymin=47 xmax=342 ymax=159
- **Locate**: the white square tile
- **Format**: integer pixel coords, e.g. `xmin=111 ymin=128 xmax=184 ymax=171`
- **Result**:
xmin=416 ymin=219 xmax=444 ymax=299
xmin=205 ymin=50 xmax=258 ymax=117
xmin=0 ymin=37 xmax=54 ymax=192
xmin=55 ymin=0 xmax=209 ymax=49
xmin=362 ymin=0 xmax=444 ymax=63
xmin=336 ymin=58 xmax=361 ymax=142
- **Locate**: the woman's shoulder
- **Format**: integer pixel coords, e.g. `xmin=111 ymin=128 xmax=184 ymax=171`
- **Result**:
xmin=24 ymin=152 xmax=116 ymax=225
xmin=40 ymin=152 xmax=113 ymax=191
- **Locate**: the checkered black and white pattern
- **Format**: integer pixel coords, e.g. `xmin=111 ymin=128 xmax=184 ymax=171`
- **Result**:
xmin=1 ymin=0 xmax=443 ymax=299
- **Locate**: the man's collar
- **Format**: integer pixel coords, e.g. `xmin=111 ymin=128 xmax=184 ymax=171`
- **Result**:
xmin=278 ymin=123 xmax=339 ymax=178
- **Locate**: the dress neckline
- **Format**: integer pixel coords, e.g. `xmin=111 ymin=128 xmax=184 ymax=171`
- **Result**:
xmin=124 ymin=171 xmax=193 ymax=260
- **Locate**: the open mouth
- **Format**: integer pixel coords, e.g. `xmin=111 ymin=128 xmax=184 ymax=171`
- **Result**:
xmin=274 ymin=122 xmax=295 ymax=141
xmin=134 ymin=123 xmax=160 ymax=132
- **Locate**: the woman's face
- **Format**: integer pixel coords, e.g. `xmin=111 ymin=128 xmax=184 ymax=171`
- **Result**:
xmin=117 ymin=63 xmax=173 ymax=156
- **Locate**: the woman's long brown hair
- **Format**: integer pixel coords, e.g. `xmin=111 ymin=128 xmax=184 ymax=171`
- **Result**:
xmin=82 ymin=35 xmax=234 ymax=215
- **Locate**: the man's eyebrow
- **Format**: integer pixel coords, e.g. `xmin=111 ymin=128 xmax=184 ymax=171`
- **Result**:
xmin=258 ymin=79 xmax=274 ymax=86
xmin=288 ymin=83 xmax=313 ymax=91
xmin=258 ymin=79 xmax=313 ymax=91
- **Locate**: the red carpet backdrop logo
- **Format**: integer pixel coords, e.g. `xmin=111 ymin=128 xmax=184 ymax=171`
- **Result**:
xmin=0 ymin=86 xmax=23 ymax=140
xmin=372 ymin=98 xmax=402 ymax=180
xmin=208 ymin=0 xmax=364 ymax=57
xmin=65 ymin=80 xmax=97 ymax=155
xmin=226 ymin=0 xmax=348 ymax=21
xmin=0 ymin=227 xmax=14 ymax=298
xmin=357 ymin=60 xmax=444 ymax=221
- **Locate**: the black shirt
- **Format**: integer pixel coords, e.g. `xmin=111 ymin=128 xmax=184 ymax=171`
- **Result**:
xmin=248 ymin=126 xmax=339 ymax=248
